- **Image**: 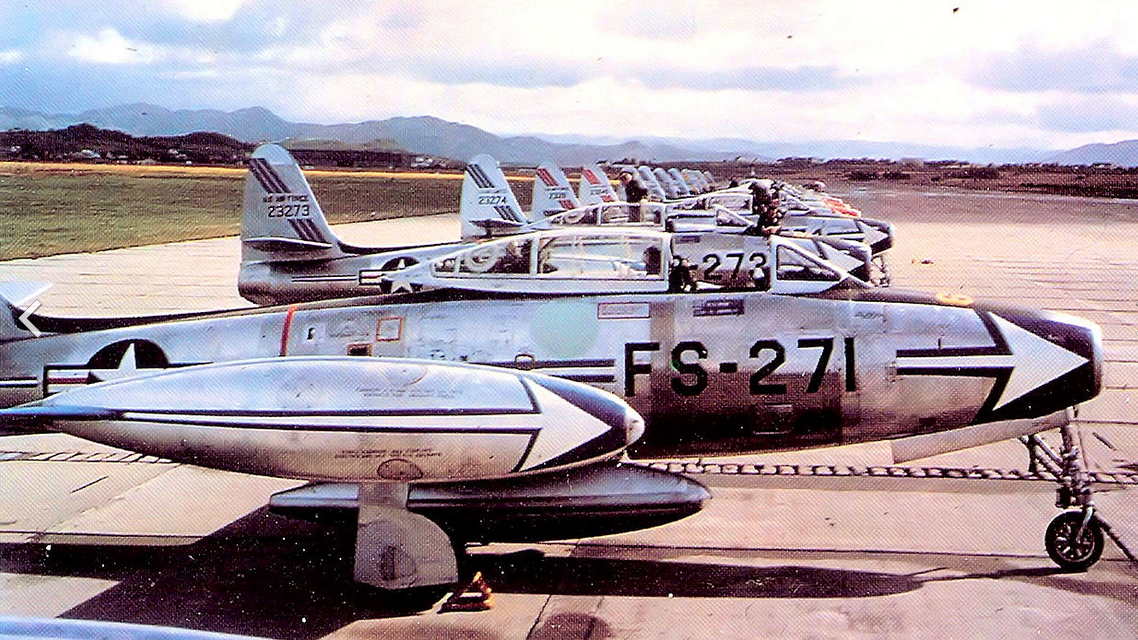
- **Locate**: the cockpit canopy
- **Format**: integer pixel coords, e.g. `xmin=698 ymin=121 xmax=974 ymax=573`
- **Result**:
xmin=399 ymin=229 xmax=866 ymax=296
xmin=433 ymin=230 xmax=667 ymax=284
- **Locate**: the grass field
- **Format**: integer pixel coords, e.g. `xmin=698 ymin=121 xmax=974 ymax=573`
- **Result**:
xmin=0 ymin=162 xmax=534 ymax=261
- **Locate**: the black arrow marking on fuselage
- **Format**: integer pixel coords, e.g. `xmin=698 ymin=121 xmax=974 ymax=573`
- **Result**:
xmin=895 ymin=310 xmax=1013 ymax=420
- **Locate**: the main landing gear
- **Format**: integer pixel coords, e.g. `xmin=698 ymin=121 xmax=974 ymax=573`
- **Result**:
xmin=1023 ymin=418 xmax=1105 ymax=571
xmin=353 ymin=483 xmax=458 ymax=609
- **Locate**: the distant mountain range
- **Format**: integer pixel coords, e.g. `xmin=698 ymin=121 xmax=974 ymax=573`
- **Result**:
xmin=1047 ymin=140 xmax=1138 ymax=166
xmin=2 ymin=103 xmax=1134 ymax=166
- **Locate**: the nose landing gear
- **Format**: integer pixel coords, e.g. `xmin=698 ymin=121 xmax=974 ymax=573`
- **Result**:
xmin=1023 ymin=416 xmax=1105 ymax=572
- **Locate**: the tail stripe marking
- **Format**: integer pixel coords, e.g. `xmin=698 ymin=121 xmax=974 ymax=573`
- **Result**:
xmin=466 ymin=164 xmax=494 ymax=189
xmin=287 ymin=218 xmax=327 ymax=244
xmin=472 ymin=164 xmax=496 ymax=188
xmin=535 ymin=167 xmax=557 ymax=187
xmin=465 ymin=166 xmax=490 ymax=189
xmin=287 ymin=219 xmax=309 ymax=241
xmin=249 ymin=158 xmax=289 ymax=194
xmin=255 ymin=158 xmax=290 ymax=193
xmin=300 ymin=218 xmax=326 ymax=243
xmin=248 ymin=159 xmax=280 ymax=193
xmin=288 ymin=219 xmax=319 ymax=243
xmin=494 ymin=204 xmax=525 ymax=223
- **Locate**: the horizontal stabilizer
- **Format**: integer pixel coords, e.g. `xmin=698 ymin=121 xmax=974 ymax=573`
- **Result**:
xmin=469 ymin=217 xmax=528 ymax=231
xmin=0 ymin=281 xmax=53 ymax=342
xmin=0 ymin=281 xmax=52 ymax=307
xmin=242 ymin=236 xmax=335 ymax=253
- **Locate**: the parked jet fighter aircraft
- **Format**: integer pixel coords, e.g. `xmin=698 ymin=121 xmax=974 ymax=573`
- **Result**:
xmin=592 ymin=163 xmax=886 ymax=257
xmin=581 ymin=163 xmax=751 ymax=212
xmin=0 ymin=252 xmax=1107 ymax=589
xmin=462 ymin=157 xmax=878 ymax=282
xmin=457 ymin=154 xmax=873 ymax=281
xmin=532 ymin=160 xmax=743 ymax=234
xmin=239 ymin=144 xmax=476 ymax=305
xmin=238 ymin=148 xmax=872 ymax=305
xmin=375 ymin=226 xmax=871 ymax=295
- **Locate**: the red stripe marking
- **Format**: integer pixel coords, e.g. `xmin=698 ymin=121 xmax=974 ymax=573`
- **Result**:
xmin=280 ymin=305 xmax=299 ymax=356
xmin=536 ymin=168 xmax=556 ymax=187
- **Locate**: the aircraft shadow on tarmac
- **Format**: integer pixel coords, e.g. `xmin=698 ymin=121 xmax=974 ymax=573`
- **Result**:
xmin=473 ymin=548 xmax=918 ymax=599
xmin=2 ymin=506 xmax=1117 ymax=639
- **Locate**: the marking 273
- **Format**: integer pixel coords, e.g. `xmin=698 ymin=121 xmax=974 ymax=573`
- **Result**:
xmin=624 ymin=337 xmax=856 ymax=397
xmin=264 ymin=203 xmax=311 ymax=218
xmin=700 ymin=252 xmax=766 ymax=281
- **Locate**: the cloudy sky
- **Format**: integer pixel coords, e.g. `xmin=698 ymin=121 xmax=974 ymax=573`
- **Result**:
xmin=1 ymin=0 xmax=1136 ymax=150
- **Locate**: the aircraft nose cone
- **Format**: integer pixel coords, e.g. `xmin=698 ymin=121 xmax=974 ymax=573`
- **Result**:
xmin=979 ymin=306 xmax=1103 ymax=421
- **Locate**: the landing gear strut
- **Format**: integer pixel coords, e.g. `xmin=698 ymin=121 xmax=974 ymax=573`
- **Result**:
xmin=1022 ymin=417 xmax=1105 ymax=571
xmin=873 ymin=256 xmax=891 ymax=287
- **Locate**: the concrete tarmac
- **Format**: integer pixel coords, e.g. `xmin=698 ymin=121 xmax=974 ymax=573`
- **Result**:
xmin=1 ymin=185 xmax=1137 ymax=638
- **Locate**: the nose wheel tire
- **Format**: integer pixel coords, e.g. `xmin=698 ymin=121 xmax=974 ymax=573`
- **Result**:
xmin=1045 ymin=510 xmax=1104 ymax=572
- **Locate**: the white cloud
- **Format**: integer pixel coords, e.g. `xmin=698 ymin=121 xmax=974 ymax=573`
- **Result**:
xmin=68 ymin=29 xmax=162 ymax=65
xmin=168 ymin=0 xmax=244 ymax=23
xmin=15 ymin=0 xmax=1138 ymax=150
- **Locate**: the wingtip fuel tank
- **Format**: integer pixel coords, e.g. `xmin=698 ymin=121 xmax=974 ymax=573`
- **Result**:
xmin=0 ymin=356 xmax=644 ymax=483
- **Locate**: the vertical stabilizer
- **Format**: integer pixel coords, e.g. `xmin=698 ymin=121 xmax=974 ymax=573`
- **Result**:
xmin=637 ymin=166 xmax=667 ymax=201
xmin=668 ymin=168 xmax=693 ymax=196
xmin=532 ymin=162 xmax=580 ymax=218
xmin=578 ymin=164 xmax=618 ymax=205
xmin=653 ymin=168 xmax=680 ymax=199
xmin=241 ymin=144 xmax=345 ymax=264
xmin=460 ymin=154 xmax=529 ymax=240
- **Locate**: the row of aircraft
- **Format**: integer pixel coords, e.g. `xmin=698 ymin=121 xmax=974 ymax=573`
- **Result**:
xmin=240 ymin=149 xmax=891 ymax=305
xmin=0 ymin=144 xmax=1109 ymax=604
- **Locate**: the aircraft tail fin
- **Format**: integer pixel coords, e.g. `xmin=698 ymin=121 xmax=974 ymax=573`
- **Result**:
xmin=667 ymin=168 xmax=692 ymax=196
xmin=653 ymin=167 xmax=680 ymax=199
xmin=637 ymin=166 xmax=668 ymax=201
xmin=241 ymin=144 xmax=346 ymax=264
xmin=460 ymin=154 xmax=530 ymax=240
xmin=578 ymin=164 xmax=618 ymax=205
xmin=0 ymin=281 xmax=52 ymax=343
xmin=532 ymin=162 xmax=580 ymax=219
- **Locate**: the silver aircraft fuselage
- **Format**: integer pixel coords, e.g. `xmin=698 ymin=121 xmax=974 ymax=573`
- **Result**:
xmin=0 ymin=287 xmax=1102 ymax=459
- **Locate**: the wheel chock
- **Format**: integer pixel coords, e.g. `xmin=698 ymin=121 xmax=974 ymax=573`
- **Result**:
xmin=439 ymin=571 xmax=495 ymax=612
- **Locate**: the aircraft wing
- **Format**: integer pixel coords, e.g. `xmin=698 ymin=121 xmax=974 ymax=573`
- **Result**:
xmin=0 ymin=433 xmax=299 ymax=546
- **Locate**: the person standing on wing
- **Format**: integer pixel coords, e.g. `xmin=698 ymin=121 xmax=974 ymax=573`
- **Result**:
xmin=619 ymin=170 xmax=648 ymax=203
